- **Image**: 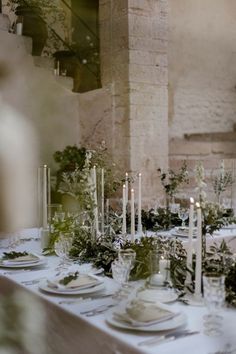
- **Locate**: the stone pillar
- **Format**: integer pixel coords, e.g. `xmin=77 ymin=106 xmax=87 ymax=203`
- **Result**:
xmin=99 ymin=0 xmax=169 ymax=204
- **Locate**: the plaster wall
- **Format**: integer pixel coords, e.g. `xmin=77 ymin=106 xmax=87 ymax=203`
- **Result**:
xmin=169 ymin=0 xmax=236 ymax=138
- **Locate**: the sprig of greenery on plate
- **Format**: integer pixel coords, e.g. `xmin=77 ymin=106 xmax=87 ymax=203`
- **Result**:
xmin=2 ymin=251 xmax=29 ymax=260
xmin=59 ymin=271 xmax=79 ymax=286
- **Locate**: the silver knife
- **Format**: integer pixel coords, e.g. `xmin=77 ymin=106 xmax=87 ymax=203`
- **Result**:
xmin=138 ymin=330 xmax=199 ymax=347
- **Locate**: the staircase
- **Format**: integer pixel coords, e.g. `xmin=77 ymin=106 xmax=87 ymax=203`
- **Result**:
xmin=0 ymin=25 xmax=79 ymax=171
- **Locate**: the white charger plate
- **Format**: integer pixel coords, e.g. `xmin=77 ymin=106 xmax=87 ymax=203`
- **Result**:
xmin=38 ymin=279 xmax=105 ymax=295
xmin=137 ymin=289 xmax=178 ymax=304
xmin=105 ymin=303 xmax=186 ymax=332
xmin=0 ymin=253 xmax=46 ymax=268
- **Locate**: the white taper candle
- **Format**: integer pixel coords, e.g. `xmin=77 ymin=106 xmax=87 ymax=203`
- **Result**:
xmin=131 ymin=188 xmax=135 ymax=242
xmin=195 ymin=202 xmax=202 ymax=298
xmin=138 ymin=172 xmax=142 ymax=234
xmin=93 ymin=166 xmax=99 ymax=236
xmin=125 ymin=172 xmax=129 ymax=205
xmin=185 ymin=197 xmax=194 ymax=287
xmin=122 ymin=184 xmax=126 ymax=235
xmin=101 ymin=168 xmax=104 ymax=234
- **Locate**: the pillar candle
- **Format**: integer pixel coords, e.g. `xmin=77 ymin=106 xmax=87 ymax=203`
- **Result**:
xmin=122 ymin=184 xmax=126 ymax=235
xmin=125 ymin=172 xmax=129 ymax=205
xmin=185 ymin=197 xmax=194 ymax=286
xmin=137 ymin=172 xmax=142 ymax=234
xmin=101 ymin=168 xmax=104 ymax=234
xmin=195 ymin=202 xmax=202 ymax=298
xmin=93 ymin=166 xmax=99 ymax=236
xmin=131 ymin=188 xmax=135 ymax=242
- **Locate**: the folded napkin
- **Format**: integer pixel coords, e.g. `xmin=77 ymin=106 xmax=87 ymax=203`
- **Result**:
xmin=47 ymin=274 xmax=101 ymax=290
xmin=174 ymin=227 xmax=197 ymax=236
xmin=3 ymin=254 xmax=39 ymax=264
xmin=113 ymin=300 xmax=177 ymax=327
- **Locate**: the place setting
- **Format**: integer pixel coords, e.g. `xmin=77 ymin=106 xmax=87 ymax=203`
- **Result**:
xmin=38 ymin=271 xmax=106 ymax=296
xmin=105 ymin=298 xmax=187 ymax=332
xmin=0 ymin=250 xmax=46 ymax=269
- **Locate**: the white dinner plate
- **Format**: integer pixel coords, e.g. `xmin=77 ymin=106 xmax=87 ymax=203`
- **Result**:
xmin=105 ymin=304 xmax=187 ymax=332
xmin=137 ymin=289 xmax=178 ymax=304
xmin=0 ymin=254 xmax=46 ymax=268
xmin=38 ymin=279 xmax=105 ymax=295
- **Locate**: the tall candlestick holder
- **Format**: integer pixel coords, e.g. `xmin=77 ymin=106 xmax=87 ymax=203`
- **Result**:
xmin=37 ymin=165 xmax=51 ymax=249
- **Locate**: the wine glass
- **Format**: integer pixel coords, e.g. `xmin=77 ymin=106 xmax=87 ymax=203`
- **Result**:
xmin=203 ymin=273 xmax=225 ymax=337
xmin=54 ymin=231 xmax=74 ymax=273
xmin=178 ymin=208 xmax=188 ymax=227
xmin=118 ymin=249 xmax=136 ymax=272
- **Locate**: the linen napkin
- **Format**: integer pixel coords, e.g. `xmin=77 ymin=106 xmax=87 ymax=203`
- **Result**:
xmin=113 ymin=300 xmax=177 ymax=327
xmin=174 ymin=227 xmax=197 ymax=236
xmin=47 ymin=274 xmax=102 ymax=290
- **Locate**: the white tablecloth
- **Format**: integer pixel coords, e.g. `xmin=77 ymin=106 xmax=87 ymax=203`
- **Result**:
xmin=0 ymin=228 xmax=236 ymax=354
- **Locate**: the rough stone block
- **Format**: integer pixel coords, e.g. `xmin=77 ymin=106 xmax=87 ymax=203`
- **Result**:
xmin=129 ymin=50 xmax=167 ymax=67
xmin=129 ymin=36 xmax=168 ymax=53
xmin=169 ymin=139 xmax=212 ymax=156
xmin=129 ymin=63 xmax=168 ymax=85
xmin=128 ymin=0 xmax=156 ymax=17
xmin=129 ymin=14 xmax=152 ymax=38
xmin=99 ymin=2 xmax=111 ymax=21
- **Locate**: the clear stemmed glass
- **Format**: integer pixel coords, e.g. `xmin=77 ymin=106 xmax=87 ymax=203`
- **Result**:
xmin=178 ymin=208 xmax=188 ymax=227
xmin=117 ymin=249 xmax=136 ymax=292
xmin=118 ymin=249 xmax=136 ymax=274
xmin=111 ymin=259 xmax=130 ymax=299
xmin=54 ymin=231 xmax=74 ymax=273
xmin=203 ymin=273 xmax=225 ymax=337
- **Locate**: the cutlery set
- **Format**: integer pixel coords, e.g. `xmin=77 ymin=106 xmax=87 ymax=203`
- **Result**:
xmin=138 ymin=329 xmax=199 ymax=347
xmin=58 ymin=293 xmax=114 ymax=305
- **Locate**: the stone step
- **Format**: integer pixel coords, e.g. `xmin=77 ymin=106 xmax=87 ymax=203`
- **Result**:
xmin=33 ymin=56 xmax=54 ymax=70
xmin=0 ymin=30 xmax=32 ymax=55
xmin=184 ymin=131 xmax=236 ymax=142
xmin=169 ymin=138 xmax=236 ymax=158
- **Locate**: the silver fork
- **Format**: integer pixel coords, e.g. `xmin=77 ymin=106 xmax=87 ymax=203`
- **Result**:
xmin=21 ymin=277 xmax=46 ymax=285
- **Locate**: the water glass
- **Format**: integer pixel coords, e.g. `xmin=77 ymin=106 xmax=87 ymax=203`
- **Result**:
xmin=203 ymin=273 xmax=225 ymax=336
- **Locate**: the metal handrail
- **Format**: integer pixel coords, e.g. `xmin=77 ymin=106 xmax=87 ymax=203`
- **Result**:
xmin=60 ymin=0 xmax=99 ymax=41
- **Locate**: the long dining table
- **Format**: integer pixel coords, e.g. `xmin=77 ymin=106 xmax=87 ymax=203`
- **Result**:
xmin=0 ymin=228 xmax=236 ymax=354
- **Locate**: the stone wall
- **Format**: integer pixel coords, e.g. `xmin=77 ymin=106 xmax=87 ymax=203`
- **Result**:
xmin=99 ymin=0 xmax=169 ymax=203
xmin=168 ymin=0 xmax=236 ymax=138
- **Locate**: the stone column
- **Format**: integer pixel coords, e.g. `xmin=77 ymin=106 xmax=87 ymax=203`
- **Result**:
xmin=99 ymin=0 xmax=169 ymax=204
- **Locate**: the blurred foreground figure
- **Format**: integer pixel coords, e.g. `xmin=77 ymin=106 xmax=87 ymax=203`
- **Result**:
xmin=0 ymin=62 xmax=38 ymax=233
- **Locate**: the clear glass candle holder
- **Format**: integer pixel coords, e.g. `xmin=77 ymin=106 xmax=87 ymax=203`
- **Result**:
xmin=203 ymin=273 xmax=225 ymax=337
